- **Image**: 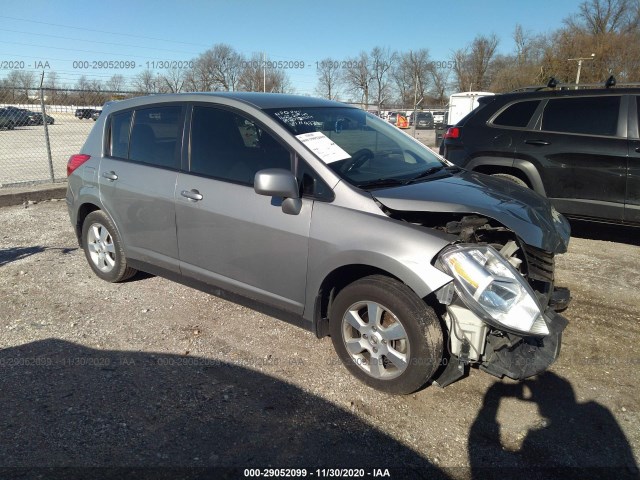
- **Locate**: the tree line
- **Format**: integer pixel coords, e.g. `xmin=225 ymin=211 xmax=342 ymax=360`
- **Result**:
xmin=1 ymin=0 xmax=638 ymax=108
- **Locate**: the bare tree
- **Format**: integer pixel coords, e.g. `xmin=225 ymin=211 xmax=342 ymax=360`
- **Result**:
xmin=160 ymin=68 xmax=185 ymax=93
xmin=315 ymin=57 xmax=342 ymax=100
xmin=186 ymin=43 xmax=243 ymax=91
xmin=452 ymin=34 xmax=499 ymax=91
xmin=395 ymin=49 xmax=431 ymax=106
xmin=343 ymin=52 xmax=372 ymax=107
xmin=370 ymin=47 xmax=397 ymax=110
xmin=237 ymin=53 xmax=293 ymax=93
xmin=106 ymin=74 xmax=126 ymax=91
xmin=132 ymin=69 xmax=158 ymax=94
xmin=428 ymin=65 xmax=450 ymax=105
xmin=566 ymin=0 xmax=639 ymax=34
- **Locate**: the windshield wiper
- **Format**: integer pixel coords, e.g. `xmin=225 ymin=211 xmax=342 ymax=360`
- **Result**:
xmin=405 ymin=166 xmax=446 ymax=183
xmin=355 ymin=178 xmax=407 ymax=189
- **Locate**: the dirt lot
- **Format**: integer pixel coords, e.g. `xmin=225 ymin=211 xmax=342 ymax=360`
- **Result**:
xmin=0 ymin=200 xmax=638 ymax=479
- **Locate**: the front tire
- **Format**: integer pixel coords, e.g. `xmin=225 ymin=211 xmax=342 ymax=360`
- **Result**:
xmin=329 ymin=275 xmax=443 ymax=394
xmin=491 ymin=173 xmax=528 ymax=188
xmin=81 ymin=210 xmax=137 ymax=282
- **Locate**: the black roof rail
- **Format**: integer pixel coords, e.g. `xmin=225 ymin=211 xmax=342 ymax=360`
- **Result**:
xmin=509 ymin=76 xmax=640 ymax=93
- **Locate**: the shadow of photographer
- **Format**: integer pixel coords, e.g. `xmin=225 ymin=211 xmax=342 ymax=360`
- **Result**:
xmin=0 ymin=339 xmax=448 ymax=480
xmin=468 ymin=371 xmax=638 ymax=479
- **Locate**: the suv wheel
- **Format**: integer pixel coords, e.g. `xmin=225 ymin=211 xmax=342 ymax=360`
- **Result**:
xmin=491 ymin=173 xmax=528 ymax=188
xmin=329 ymin=275 xmax=443 ymax=394
xmin=81 ymin=211 xmax=137 ymax=282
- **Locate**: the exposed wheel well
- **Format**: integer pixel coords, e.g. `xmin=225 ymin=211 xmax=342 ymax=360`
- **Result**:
xmin=75 ymin=203 xmax=100 ymax=244
xmin=472 ymin=165 xmax=532 ymax=188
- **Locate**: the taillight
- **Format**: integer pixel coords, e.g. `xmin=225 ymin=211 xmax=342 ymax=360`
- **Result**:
xmin=67 ymin=154 xmax=91 ymax=176
xmin=444 ymin=127 xmax=460 ymax=139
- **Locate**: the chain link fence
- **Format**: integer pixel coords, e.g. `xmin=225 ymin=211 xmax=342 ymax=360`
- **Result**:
xmin=0 ymin=87 xmax=142 ymax=188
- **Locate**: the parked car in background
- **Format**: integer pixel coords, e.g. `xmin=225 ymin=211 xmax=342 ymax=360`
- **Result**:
xmin=432 ymin=110 xmax=446 ymax=126
xmin=387 ymin=111 xmax=398 ymax=125
xmin=75 ymin=108 xmax=100 ymax=119
xmin=67 ymin=92 xmax=571 ymax=395
xmin=27 ymin=111 xmax=55 ymax=125
xmin=0 ymin=109 xmax=16 ymax=130
xmin=441 ymin=82 xmax=640 ymax=225
xmin=408 ymin=112 xmax=434 ymax=129
xmin=91 ymin=110 xmax=102 ymax=121
xmin=1 ymin=106 xmax=32 ymax=126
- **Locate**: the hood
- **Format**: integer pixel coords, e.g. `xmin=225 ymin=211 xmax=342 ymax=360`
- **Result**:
xmin=373 ymin=170 xmax=570 ymax=253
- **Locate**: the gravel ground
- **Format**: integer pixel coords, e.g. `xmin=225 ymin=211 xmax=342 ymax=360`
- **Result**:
xmin=0 ymin=200 xmax=638 ymax=479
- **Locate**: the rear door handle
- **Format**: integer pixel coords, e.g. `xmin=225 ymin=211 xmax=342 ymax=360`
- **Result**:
xmin=181 ymin=189 xmax=203 ymax=201
xmin=635 ymin=147 xmax=640 ymax=153
xmin=102 ymin=171 xmax=118 ymax=181
xmin=524 ymin=140 xmax=551 ymax=146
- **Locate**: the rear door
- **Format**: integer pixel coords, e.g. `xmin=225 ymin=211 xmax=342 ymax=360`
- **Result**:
xmin=175 ymin=104 xmax=313 ymax=314
xmin=99 ymin=104 xmax=184 ymax=272
xmin=627 ymin=95 xmax=640 ymax=223
xmin=518 ymin=95 xmax=627 ymax=222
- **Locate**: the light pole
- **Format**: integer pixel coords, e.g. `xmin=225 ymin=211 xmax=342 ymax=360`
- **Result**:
xmin=568 ymin=53 xmax=595 ymax=89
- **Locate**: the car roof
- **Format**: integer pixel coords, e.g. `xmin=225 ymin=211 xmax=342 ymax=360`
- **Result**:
xmin=104 ymin=92 xmax=348 ymax=112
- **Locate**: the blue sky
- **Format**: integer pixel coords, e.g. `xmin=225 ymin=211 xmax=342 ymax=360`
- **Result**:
xmin=0 ymin=0 xmax=583 ymax=95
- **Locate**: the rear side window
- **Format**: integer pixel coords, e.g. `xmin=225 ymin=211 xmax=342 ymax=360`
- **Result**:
xmin=129 ymin=106 xmax=183 ymax=169
xmin=541 ymin=96 xmax=620 ymax=136
xmin=189 ymin=106 xmax=291 ymax=185
xmin=493 ymin=100 xmax=540 ymax=128
xmin=109 ymin=111 xmax=132 ymax=159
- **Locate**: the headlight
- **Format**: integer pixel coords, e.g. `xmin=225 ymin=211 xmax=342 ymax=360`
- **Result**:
xmin=438 ymin=244 xmax=548 ymax=336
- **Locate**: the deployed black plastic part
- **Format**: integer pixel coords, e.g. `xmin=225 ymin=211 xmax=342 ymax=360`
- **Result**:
xmin=480 ymin=310 xmax=568 ymax=380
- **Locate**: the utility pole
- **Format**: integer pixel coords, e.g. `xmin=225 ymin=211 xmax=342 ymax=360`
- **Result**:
xmin=568 ymin=54 xmax=595 ymax=89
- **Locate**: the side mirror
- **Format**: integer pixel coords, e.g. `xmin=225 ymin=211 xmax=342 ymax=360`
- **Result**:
xmin=254 ymin=169 xmax=302 ymax=215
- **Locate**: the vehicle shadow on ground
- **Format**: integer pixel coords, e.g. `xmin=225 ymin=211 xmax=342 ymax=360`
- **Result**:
xmin=0 ymin=339 xmax=447 ymax=480
xmin=468 ymin=372 xmax=638 ymax=480
xmin=569 ymin=220 xmax=640 ymax=246
xmin=0 ymin=246 xmax=76 ymax=267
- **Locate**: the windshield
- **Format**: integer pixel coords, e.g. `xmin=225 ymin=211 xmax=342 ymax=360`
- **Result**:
xmin=266 ymin=107 xmax=448 ymax=189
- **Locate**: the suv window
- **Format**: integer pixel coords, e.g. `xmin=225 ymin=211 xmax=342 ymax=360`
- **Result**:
xmin=189 ymin=106 xmax=291 ymax=185
xmin=492 ymin=100 xmax=540 ymax=128
xmin=129 ymin=106 xmax=183 ymax=168
xmin=541 ymin=96 xmax=620 ymax=136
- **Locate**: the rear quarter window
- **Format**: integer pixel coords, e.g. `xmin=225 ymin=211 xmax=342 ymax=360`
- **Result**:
xmin=541 ymin=96 xmax=620 ymax=136
xmin=492 ymin=100 xmax=540 ymax=128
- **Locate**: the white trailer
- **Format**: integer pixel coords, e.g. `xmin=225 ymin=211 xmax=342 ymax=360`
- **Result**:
xmin=447 ymin=91 xmax=494 ymax=126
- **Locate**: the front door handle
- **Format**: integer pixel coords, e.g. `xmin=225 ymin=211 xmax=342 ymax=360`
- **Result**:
xmin=635 ymin=147 xmax=640 ymax=153
xmin=102 ymin=171 xmax=118 ymax=181
xmin=524 ymin=140 xmax=551 ymax=146
xmin=181 ymin=189 xmax=203 ymax=202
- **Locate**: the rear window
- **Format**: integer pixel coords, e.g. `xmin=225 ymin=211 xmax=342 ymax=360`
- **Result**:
xmin=108 ymin=105 xmax=184 ymax=169
xmin=541 ymin=96 xmax=620 ymax=136
xmin=492 ymin=100 xmax=540 ymax=128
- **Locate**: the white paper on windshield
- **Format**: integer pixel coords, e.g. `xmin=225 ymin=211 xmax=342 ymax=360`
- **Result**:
xmin=296 ymin=132 xmax=351 ymax=163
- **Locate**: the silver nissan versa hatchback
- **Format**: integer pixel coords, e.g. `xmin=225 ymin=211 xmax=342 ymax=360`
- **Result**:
xmin=67 ymin=93 xmax=571 ymax=394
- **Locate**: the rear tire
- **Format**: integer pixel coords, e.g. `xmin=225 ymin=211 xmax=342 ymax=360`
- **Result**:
xmin=81 ymin=210 xmax=137 ymax=282
xmin=329 ymin=275 xmax=443 ymax=394
xmin=492 ymin=173 xmax=528 ymax=188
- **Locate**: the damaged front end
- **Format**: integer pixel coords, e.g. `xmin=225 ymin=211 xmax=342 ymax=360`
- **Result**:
xmin=384 ymin=210 xmax=570 ymax=388
xmin=433 ymin=239 xmax=569 ymax=387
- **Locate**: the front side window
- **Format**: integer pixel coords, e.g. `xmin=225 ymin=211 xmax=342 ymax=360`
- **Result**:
xmin=266 ymin=107 xmax=447 ymax=189
xmin=492 ymin=100 xmax=540 ymax=128
xmin=189 ymin=106 xmax=291 ymax=185
xmin=541 ymin=96 xmax=620 ymax=136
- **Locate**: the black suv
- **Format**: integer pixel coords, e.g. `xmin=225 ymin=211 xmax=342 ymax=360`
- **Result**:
xmin=442 ymin=84 xmax=640 ymax=225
